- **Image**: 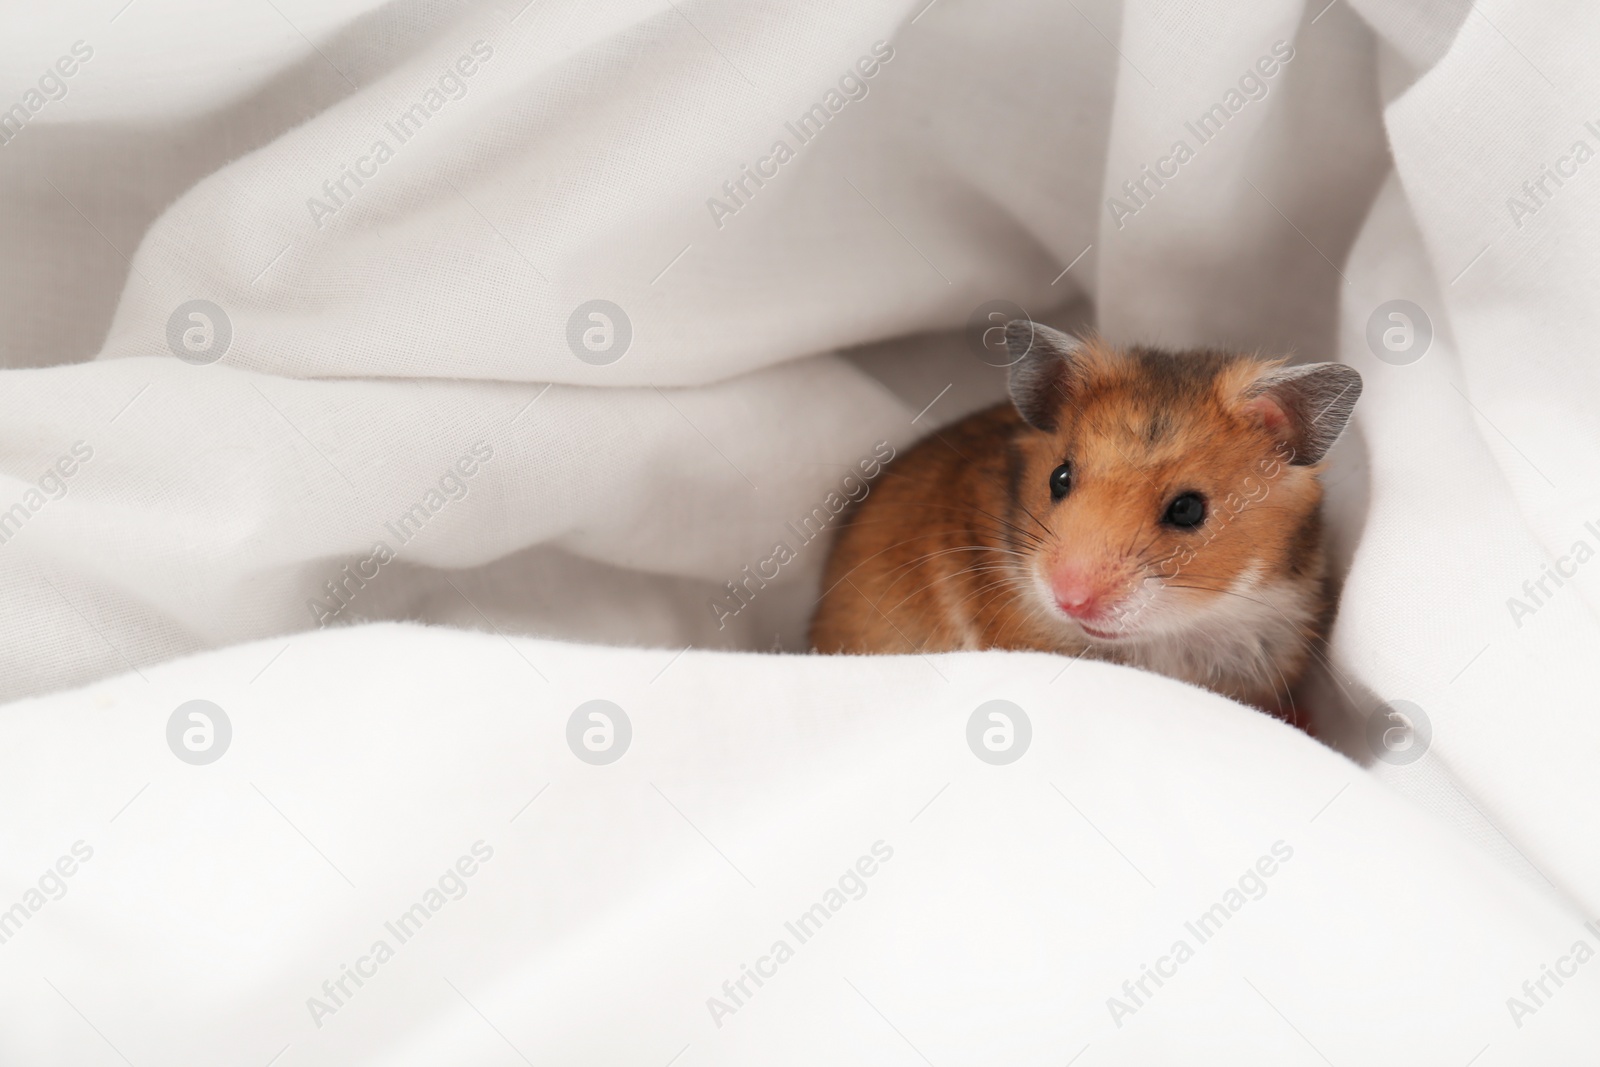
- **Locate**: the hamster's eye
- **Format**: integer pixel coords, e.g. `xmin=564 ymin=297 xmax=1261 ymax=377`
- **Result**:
xmin=1163 ymin=492 xmax=1206 ymax=528
xmin=1048 ymin=462 xmax=1073 ymax=500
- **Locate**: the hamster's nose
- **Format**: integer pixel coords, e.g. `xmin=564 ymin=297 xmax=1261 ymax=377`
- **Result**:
xmin=1051 ymin=565 xmax=1112 ymax=619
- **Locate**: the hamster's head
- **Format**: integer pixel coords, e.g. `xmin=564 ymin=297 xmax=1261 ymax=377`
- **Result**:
xmin=1002 ymin=320 xmax=1360 ymax=647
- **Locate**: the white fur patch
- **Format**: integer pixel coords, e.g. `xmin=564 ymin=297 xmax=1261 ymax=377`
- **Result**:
xmin=1018 ymin=556 xmax=1318 ymax=703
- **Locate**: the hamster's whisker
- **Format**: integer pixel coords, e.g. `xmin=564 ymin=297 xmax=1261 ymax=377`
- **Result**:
xmin=959 ymin=570 xmax=1038 ymax=624
xmin=845 ymin=503 xmax=1051 ymax=550
xmin=883 ymin=562 xmax=1025 ymax=614
xmin=885 ymin=544 xmax=1028 ymax=575
xmin=1010 ymin=499 xmax=1060 ymax=544
xmin=1130 ymin=529 xmax=1164 ymax=562
xmin=879 ymin=550 xmax=1024 ymax=598
xmin=817 ymin=520 xmax=1033 ymax=594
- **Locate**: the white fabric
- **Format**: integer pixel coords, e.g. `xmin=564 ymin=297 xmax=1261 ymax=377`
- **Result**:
xmin=4 ymin=0 xmax=1600 ymax=1058
xmin=2 ymin=624 xmax=1597 ymax=1064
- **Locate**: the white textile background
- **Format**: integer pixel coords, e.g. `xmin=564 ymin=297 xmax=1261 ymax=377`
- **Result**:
xmin=3 ymin=625 xmax=1598 ymax=1064
xmin=2 ymin=0 xmax=1600 ymax=1060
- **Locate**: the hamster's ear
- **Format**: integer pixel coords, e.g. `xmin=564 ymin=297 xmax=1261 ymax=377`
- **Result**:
xmin=1240 ymin=362 xmax=1362 ymax=465
xmin=1005 ymin=320 xmax=1084 ymax=433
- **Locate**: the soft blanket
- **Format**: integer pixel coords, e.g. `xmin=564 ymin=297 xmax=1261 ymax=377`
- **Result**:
xmin=3 ymin=0 xmax=1600 ymax=1059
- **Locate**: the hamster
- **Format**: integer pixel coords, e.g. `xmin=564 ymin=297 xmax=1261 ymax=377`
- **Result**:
xmin=810 ymin=320 xmax=1362 ymax=714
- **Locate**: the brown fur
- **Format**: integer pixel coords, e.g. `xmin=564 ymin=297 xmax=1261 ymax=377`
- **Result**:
xmin=810 ymin=335 xmax=1344 ymax=713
